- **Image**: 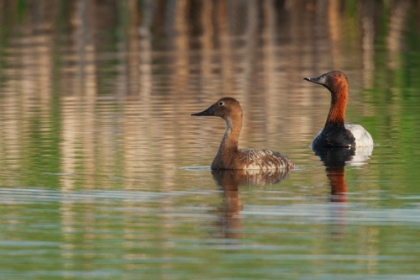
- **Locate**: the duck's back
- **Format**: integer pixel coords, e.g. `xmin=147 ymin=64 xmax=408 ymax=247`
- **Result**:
xmin=211 ymin=148 xmax=293 ymax=171
xmin=240 ymin=149 xmax=293 ymax=171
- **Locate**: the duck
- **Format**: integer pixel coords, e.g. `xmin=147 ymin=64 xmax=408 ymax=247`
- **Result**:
xmin=191 ymin=97 xmax=293 ymax=171
xmin=303 ymin=71 xmax=374 ymax=148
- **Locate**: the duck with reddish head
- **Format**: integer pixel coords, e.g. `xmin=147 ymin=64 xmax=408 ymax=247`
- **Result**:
xmin=304 ymin=71 xmax=374 ymax=149
xmin=192 ymin=97 xmax=293 ymax=171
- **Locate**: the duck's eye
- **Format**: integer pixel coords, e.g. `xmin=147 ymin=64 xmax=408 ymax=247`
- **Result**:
xmin=218 ymin=101 xmax=224 ymax=106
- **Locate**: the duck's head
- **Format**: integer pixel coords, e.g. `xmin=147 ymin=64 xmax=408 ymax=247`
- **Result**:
xmin=191 ymin=97 xmax=242 ymax=120
xmin=303 ymin=71 xmax=348 ymax=93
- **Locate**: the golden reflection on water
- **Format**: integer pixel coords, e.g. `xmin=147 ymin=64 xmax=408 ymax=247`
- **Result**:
xmin=0 ymin=2 xmax=413 ymax=197
xmin=0 ymin=0 xmax=420 ymax=277
xmin=0 ymin=0 xmax=414 ymax=184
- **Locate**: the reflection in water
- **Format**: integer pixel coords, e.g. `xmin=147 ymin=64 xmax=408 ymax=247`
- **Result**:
xmin=315 ymin=147 xmax=353 ymax=203
xmin=211 ymin=169 xmax=290 ymax=240
xmin=0 ymin=0 xmax=414 ymax=185
xmin=313 ymin=146 xmax=373 ymax=202
xmin=313 ymin=146 xmax=373 ymax=238
xmin=0 ymin=1 xmax=419 ymax=278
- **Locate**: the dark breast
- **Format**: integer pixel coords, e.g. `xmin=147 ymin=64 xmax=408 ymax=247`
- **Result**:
xmin=313 ymin=127 xmax=355 ymax=148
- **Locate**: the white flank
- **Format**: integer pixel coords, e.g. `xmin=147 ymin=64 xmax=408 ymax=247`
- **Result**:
xmin=345 ymin=124 xmax=374 ymax=147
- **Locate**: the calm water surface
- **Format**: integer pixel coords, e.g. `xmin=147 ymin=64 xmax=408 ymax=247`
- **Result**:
xmin=1 ymin=1 xmax=420 ymax=279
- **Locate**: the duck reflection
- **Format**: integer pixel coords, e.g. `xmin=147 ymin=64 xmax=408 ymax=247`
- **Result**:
xmin=313 ymin=145 xmax=373 ymax=202
xmin=314 ymin=147 xmax=353 ymax=202
xmin=313 ymin=145 xmax=373 ymax=237
xmin=211 ymin=169 xmax=290 ymax=239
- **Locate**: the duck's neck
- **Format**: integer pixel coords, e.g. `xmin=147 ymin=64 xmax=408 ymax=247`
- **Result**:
xmin=325 ymin=86 xmax=348 ymax=128
xmin=218 ymin=115 xmax=242 ymax=154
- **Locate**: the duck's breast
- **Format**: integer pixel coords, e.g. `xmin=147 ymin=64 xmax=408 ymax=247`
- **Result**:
xmin=345 ymin=124 xmax=374 ymax=147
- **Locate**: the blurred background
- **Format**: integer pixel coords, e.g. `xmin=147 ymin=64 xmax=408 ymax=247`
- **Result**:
xmin=1 ymin=0 xmax=420 ymax=278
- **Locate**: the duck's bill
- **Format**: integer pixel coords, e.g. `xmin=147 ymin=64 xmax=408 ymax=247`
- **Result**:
xmin=191 ymin=105 xmax=214 ymax=116
xmin=303 ymin=74 xmax=326 ymax=85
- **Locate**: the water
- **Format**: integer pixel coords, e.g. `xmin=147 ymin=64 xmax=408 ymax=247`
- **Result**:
xmin=1 ymin=0 xmax=420 ymax=279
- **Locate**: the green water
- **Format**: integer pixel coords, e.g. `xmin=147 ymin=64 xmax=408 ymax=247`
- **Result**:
xmin=0 ymin=1 xmax=420 ymax=279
